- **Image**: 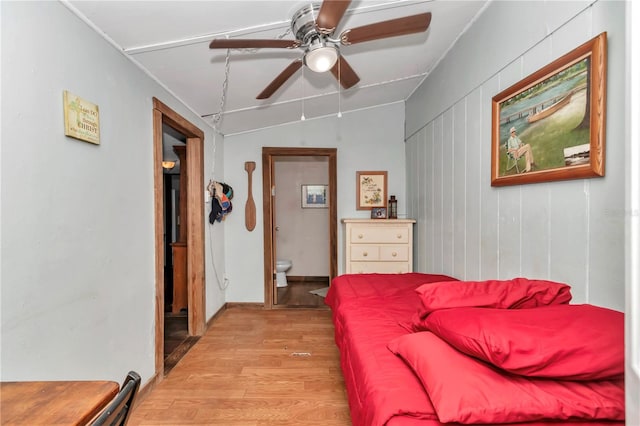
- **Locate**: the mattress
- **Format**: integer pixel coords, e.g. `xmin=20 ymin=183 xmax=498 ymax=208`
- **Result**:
xmin=325 ymin=273 xmax=625 ymax=426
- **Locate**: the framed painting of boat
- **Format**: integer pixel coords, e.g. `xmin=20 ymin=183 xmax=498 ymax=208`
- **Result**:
xmin=491 ymin=32 xmax=607 ymax=186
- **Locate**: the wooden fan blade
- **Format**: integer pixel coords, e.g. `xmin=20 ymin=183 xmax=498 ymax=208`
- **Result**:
xmin=330 ymin=55 xmax=360 ymax=89
xmin=340 ymin=12 xmax=432 ymax=45
xmin=209 ymin=39 xmax=299 ymax=49
xmin=257 ymin=59 xmax=303 ymax=99
xmin=316 ymin=0 xmax=351 ymax=34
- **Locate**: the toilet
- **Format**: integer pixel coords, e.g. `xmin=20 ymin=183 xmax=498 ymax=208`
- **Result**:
xmin=275 ymin=260 xmax=292 ymax=288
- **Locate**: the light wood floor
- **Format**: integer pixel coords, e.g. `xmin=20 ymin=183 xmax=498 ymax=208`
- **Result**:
xmin=129 ymin=306 xmax=352 ymax=425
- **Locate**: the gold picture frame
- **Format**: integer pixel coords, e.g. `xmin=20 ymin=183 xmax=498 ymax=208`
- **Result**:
xmin=356 ymin=171 xmax=387 ymax=210
xmin=491 ymin=32 xmax=606 ymax=186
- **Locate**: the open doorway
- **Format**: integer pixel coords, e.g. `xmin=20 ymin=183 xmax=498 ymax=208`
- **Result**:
xmin=152 ymin=98 xmax=206 ymax=379
xmin=262 ymin=147 xmax=337 ymax=309
xmin=161 ymin=128 xmax=200 ymax=375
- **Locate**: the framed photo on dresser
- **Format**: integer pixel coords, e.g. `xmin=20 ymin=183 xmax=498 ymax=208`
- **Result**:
xmin=371 ymin=207 xmax=387 ymax=219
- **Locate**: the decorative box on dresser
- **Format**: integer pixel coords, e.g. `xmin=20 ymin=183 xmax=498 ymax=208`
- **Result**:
xmin=342 ymin=219 xmax=416 ymax=274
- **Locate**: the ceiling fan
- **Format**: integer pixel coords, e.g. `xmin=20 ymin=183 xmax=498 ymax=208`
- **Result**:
xmin=209 ymin=0 xmax=432 ymax=99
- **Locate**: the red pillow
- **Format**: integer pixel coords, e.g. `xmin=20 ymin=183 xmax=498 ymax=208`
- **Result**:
xmin=413 ymin=277 xmax=571 ymax=318
xmin=408 ymin=278 xmax=572 ymax=332
xmin=388 ymin=331 xmax=625 ymax=424
xmin=424 ymin=304 xmax=624 ymax=380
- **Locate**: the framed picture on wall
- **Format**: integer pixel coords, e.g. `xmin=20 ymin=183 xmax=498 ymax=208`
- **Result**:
xmin=491 ymin=32 xmax=606 ymax=186
xmin=356 ymin=171 xmax=387 ymax=210
xmin=301 ymin=184 xmax=328 ymax=208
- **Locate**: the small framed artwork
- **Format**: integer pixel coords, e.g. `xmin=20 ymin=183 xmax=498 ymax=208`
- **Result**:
xmin=356 ymin=171 xmax=387 ymax=210
xmin=491 ymin=32 xmax=606 ymax=186
xmin=301 ymin=184 xmax=328 ymax=208
xmin=371 ymin=207 xmax=387 ymax=219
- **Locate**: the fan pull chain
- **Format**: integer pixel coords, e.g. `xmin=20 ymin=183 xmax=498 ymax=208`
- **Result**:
xmin=301 ymin=65 xmax=306 ymax=121
xmin=209 ymin=46 xmax=231 ymax=131
xmin=337 ymin=57 xmax=342 ymax=118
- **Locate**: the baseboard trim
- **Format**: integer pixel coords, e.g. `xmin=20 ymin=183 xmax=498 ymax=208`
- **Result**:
xmin=206 ymin=304 xmax=227 ymax=329
xmin=286 ymin=276 xmax=330 ymax=283
xmin=224 ymin=302 xmax=265 ymax=309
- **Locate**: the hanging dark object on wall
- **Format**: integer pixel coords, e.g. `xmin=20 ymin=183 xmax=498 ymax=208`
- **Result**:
xmin=208 ymin=180 xmax=234 ymax=224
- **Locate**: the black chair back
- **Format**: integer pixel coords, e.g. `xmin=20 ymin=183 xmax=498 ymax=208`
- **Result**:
xmin=91 ymin=371 xmax=141 ymax=426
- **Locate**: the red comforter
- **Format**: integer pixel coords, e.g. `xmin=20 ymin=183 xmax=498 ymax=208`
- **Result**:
xmin=326 ymin=273 xmax=455 ymax=425
xmin=325 ymin=273 xmax=625 ymax=426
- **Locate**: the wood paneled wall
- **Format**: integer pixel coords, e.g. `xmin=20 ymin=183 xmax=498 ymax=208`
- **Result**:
xmin=404 ymin=1 xmax=626 ymax=310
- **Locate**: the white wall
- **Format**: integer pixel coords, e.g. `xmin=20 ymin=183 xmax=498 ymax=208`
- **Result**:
xmin=625 ymin=0 xmax=640 ymax=422
xmin=224 ymin=103 xmax=406 ymax=302
xmin=0 ymin=1 xmax=225 ymax=383
xmin=405 ymin=0 xmax=626 ymax=311
xmin=275 ymin=157 xmax=329 ymax=276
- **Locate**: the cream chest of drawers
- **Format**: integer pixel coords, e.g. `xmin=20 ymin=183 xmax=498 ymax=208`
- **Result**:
xmin=342 ymin=219 xmax=416 ymax=274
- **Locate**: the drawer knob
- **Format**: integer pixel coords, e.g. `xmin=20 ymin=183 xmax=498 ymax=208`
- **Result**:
xmin=392 ymin=252 xmax=397 ymax=257
xmin=358 ymin=234 xmax=364 ymax=239
xmin=363 ymin=252 xmax=368 ymax=257
xmin=396 ymin=234 xmax=402 ymax=239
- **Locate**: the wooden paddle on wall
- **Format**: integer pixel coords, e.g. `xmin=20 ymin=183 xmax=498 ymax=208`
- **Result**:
xmin=244 ymin=161 xmax=256 ymax=231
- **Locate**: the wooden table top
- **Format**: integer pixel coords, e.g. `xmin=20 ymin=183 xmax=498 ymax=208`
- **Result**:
xmin=1 ymin=380 xmax=119 ymax=425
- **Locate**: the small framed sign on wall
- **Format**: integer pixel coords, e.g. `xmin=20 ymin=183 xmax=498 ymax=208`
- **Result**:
xmin=63 ymin=90 xmax=100 ymax=145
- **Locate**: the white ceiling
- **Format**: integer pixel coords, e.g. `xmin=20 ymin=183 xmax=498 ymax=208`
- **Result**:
xmin=66 ymin=0 xmax=488 ymax=136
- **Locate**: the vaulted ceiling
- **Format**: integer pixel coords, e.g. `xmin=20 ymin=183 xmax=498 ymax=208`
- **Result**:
xmin=66 ymin=1 xmax=487 ymax=135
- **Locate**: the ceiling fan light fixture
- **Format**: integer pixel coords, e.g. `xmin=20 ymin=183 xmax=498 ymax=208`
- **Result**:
xmin=209 ymin=3 xmax=433 ymax=100
xmin=304 ymin=42 xmax=338 ymax=73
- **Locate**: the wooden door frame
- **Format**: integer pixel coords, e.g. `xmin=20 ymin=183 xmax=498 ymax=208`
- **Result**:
xmin=262 ymin=147 xmax=337 ymax=309
xmin=152 ymin=98 xmax=206 ymax=378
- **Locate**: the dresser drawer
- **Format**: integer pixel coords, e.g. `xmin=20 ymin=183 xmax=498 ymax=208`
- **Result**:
xmin=350 ymin=226 xmax=409 ymax=244
xmin=349 ymin=261 xmax=410 ymax=274
xmin=379 ymin=245 xmax=409 ymax=261
xmin=350 ymin=245 xmax=380 ymax=261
